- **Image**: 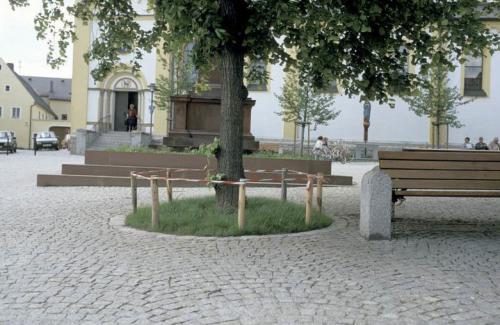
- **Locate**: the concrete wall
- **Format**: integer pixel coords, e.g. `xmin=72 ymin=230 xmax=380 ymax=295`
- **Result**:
xmin=448 ymin=50 xmax=500 ymax=145
xmin=249 ymin=63 xmax=286 ymax=139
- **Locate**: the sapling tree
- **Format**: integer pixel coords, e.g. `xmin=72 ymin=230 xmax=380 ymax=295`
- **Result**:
xmin=9 ymin=0 xmax=499 ymax=211
xmin=276 ymin=68 xmax=339 ymax=156
xmin=403 ymin=61 xmax=472 ymax=148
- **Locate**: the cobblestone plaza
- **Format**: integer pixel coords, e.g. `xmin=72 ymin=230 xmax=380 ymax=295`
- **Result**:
xmin=0 ymin=151 xmax=499 ymax=324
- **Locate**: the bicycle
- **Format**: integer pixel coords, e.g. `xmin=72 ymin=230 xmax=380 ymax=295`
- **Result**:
xmin=331 ymin=141 xmax=354 ymax=164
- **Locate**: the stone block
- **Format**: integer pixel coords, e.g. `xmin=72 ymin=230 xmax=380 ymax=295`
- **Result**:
xmin=72 ymin=129 xmax=98 ymax=155
xmin=360 ymin=166 xmax=393 ymax=240
xmin=130 ymin=132 xmax=152 ymax=147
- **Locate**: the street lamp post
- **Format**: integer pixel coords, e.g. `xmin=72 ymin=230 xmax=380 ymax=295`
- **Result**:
xmin=148 ymin=83 xmax=156 ymax=136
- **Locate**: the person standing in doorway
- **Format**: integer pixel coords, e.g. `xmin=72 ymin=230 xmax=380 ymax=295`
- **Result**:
xmin=127 ymin=104 xmax=138 ymax=132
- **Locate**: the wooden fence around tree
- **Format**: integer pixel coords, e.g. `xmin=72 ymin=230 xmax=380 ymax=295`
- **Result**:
xmin=130 ymin=167 xmax=328 ymax=230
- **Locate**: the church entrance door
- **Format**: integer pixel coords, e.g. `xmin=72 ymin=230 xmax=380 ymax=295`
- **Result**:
xmin=114 ymin=91 xmax=138 ymax=131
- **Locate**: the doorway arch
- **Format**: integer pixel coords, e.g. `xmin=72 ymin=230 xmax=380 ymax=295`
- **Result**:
xmin=98 ymin=71 xmax=148 ymax=132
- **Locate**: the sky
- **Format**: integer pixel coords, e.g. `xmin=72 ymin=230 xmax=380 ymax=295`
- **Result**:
xmin=0 ymin=1 xmax=73 ymax=78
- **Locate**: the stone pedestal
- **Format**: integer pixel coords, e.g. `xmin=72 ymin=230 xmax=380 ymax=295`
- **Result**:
xmin=360 ymin=167 xmax=393 ymax=240
xmin=164 ymin=95 xmax=259 ymax=151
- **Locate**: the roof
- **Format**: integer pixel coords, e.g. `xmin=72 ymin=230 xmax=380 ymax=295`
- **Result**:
xmin=8 ymin=69 xmax=58 ymax=119
xmin=21 ymin=76 xmax=72 ymax=101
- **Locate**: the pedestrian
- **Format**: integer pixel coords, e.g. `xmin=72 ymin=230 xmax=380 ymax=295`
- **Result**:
xmin=127 ymin=104 xmax=138 ymax=132
xmin=312 ymin=136 xmax=324 ymax=159
xmin=322 ymin=137 xmax=331 ymax=150
xmin=463 ymin=137 xmax=474 ymax=149
xmin=322 ymin=137 xmax=333 ymax=158
xmin=62 ymin=129 xmax=71 ymax=150
xmin=475 ymin=137 xmax=489 ymax=150
xmin=489 ymin=137 xmax=500 ymax=151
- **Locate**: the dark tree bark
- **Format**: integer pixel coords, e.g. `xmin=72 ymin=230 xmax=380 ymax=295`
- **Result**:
xmin=216 ymin=0 xmax=248 ymax=211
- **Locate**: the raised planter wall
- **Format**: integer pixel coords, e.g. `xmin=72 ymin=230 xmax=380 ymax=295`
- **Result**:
xmin=84 ymin=150 xmax=332 ymax=175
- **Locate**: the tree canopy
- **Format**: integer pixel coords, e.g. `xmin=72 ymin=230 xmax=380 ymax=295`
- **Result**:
xmin=9 ymin=0 xmax=499 ymax=99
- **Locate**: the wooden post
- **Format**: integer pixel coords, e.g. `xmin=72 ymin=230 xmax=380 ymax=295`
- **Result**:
xmin=131 ymin=172 xmax=137 ymax=213
xmin=238 ymin=179 xmax=247 ymax=231
xmin=151 ymin=177 xmax=160 ymax=229
xmin=281 ymin=168 xmax=288 ymax=202
xmin=316 ymin=173 xmax=324 ymax=213
xmin=305 ymin=175 xmax=314 ymax=225
xmin=165 ymin=169 xmax=173 ymax=202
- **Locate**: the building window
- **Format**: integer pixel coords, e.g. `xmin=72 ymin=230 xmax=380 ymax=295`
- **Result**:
xmin=247 ymin=60 xmax=268 ymax=91
xmin=320 ymin=80 xmax=338 ymax=94
xmin=464 ymin=55 xmax=486 ymax=96
xmin=61 ymin=114 xmax=68 ymax=120
xmin=5 ymin=85 xmax=11 ymax=91
xmin=12 ymin=107 xmax=20 ymax=119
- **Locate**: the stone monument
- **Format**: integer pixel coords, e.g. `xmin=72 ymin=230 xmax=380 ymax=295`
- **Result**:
xmin=163 ymin=64 xmax=259 ymax=151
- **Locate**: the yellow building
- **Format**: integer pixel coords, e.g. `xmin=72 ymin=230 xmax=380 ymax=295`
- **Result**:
xmin=0 ymin=58 xmax=71 ymax=148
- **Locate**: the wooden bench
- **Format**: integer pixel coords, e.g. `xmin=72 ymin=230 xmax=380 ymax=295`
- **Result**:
xmin=378 ymin=149 xmax=500 ymax=200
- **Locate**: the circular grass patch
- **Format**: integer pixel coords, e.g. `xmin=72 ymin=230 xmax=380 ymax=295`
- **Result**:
xmin=126 ymin=196 xmax=332 ymax=237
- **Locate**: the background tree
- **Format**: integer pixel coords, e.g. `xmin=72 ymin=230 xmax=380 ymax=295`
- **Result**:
xmin=403 ymin=61 xmax=472 ymax=148
xmin=276 ymin=68 xmax=339 ymax=156
xmin=9 ymin=0 xmax=499 ymax=211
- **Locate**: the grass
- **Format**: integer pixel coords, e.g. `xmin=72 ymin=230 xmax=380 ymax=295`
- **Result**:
xmin=108 ymin=144 xmax=175 ymax=154
xmin=126 ymin=196 xmax=332 ymax=237
xmin=108 ymin=145 xmax=317 ymax=160
xmin=244 ymin=150 xmax=316 ymax=160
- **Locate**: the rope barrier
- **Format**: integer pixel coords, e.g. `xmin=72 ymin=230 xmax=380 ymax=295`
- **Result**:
xmin=132 ymin=167 xmax=323 ymax=179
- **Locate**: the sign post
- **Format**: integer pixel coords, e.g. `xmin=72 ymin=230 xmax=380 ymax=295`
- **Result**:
xmin=363 ymin=101 xmax=371 ymax=158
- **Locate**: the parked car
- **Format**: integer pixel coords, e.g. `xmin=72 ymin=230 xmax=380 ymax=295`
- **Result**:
xmin=35 ymin=131 xmax=59 ymax=150
xmin=0 ymin=131 xmax=17 ymax=154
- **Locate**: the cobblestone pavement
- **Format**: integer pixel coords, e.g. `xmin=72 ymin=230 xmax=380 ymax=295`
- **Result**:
xmin=0 ymin=150 xmax=499 ymax=324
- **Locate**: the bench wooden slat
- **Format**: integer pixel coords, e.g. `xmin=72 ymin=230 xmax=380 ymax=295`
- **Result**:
xmin=380 ymin=160 xmax=500 ymax=171
xmin=394 ymin=190 xmax=500 ymax=197
xmin=392 ymin=179 xmax=500 ymax=190
xmin=403 ymin=148 xmax=500 ymax=153
xmin=379 ymin=150 xmax=500 ymax=162
xmin=384 ymin=169 xmax=500 ymax=180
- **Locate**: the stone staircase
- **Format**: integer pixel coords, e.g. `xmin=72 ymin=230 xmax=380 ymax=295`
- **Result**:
xmin=88 ymin=131 xmax=135 ymax=151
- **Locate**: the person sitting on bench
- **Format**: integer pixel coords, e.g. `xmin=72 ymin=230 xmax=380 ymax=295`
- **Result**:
xmin=489 ymin=137 xmax=500 ymax=151
xmin=475 ymin=137 xmax=489 ymax=150
xmin=463 ymin=137 xmax=474 ymax=149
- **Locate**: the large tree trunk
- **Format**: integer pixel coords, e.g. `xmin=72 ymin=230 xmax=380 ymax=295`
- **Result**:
xmin=216 ymin=0 xmax=247 ymax=212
